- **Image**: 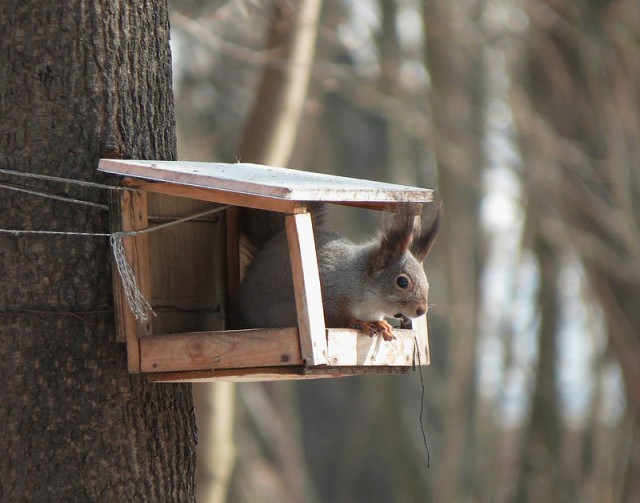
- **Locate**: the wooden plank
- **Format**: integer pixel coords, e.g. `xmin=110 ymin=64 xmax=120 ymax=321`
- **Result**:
xmin=413 ymin=314 xmax=430 ymax=366
xmin=225 ymin=206 xmax=240 ymax=320
xmin=326 ymin=328 xmax=417 ymax=366
xmin=139 ymin=328 xmax=304 ymax=372
xmin=98 ymin=159 xmax=434 ymax=204
xmin=146 ymin=365 xmax=409 ymax=383
xmin=108 ymin=189 xmax=152 ymax=373
xmin=123 ymin=178 xmax=303 ymax=214
xmin=147 ymin=194 xmax=226 ymax=335
xmin=285 ymin=213 xmax=328 ymax=365
xmin=302 ymin=365 xmax=409 ymax=376
xmin=147 ymin=367 xmax=335 ymax=383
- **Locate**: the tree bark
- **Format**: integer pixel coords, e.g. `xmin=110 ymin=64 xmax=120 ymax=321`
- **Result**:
xmin=0 ymin=1 xmax=197 ymax=500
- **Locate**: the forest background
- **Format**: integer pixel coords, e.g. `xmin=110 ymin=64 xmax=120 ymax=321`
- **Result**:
xmin=169 ymin=1 xmax=639 ymax=502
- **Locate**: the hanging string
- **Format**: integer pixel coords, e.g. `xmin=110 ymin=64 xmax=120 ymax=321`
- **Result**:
xmin=1 ymin=204 xmax=229 ymax=322
xmin=0 ymin=167 xmax=129 ymax=191
xmin=109 ymin=233 xmax=154 ymax=322
xmin=0 ymin=229 xmax=110 ymax=237
xmin=0 ymin=182 xmax=109 ymax=210
xmin=111 ymin=205 xmax=228 ymax=239
xmin=0 ymin=166 xmax=231 ymax=323
xmin=414 ymin=336 xmax=431 ymax=469
xmin=109 ymin=205 xmax=230 ymax=321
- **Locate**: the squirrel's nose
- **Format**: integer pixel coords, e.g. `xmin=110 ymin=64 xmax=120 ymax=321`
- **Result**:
xmin=416 ymin=305 xmax=427 ymax=316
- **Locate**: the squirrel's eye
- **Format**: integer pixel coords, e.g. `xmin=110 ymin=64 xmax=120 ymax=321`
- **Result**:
xmin=396 ymin=275 xmax=410 ymax=289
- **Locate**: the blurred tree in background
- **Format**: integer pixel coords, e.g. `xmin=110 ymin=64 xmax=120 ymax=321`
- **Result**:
xmin=169 ymin=0 xmax=638 ymax=502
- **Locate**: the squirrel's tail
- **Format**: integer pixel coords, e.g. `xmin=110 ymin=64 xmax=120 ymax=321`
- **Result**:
xmin=238 ymin=203 xmax=326 ymax=255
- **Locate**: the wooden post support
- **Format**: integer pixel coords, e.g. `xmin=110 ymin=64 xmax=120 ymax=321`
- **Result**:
xmin=109 ymin=188 xmax=152 ymax=373
xmin=285 ymin=212 xmax=328 ymax=366
xmin=225 ymin=206 xmax=240 ymax=323
xmin=413 ymin=315 xmax=430 ymax=366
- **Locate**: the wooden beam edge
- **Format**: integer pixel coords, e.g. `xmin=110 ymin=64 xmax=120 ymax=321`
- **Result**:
xmin=98 ymin=159 xmax=434 ymax=204
xmin=108 ymin=187 xmax=152 ymax=373
xmin=285 ymin=213 xmax=328 ymax=366
xmin=137 ymin=325 xmax=429 ymax=374
xmin=139 ymin=327 xmax=303 ymax=373
xmin=146 ymin=364 xmax=410 ymax=383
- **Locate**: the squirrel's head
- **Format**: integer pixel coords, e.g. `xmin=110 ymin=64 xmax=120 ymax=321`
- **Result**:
xmin=366 ymin=203 xmax=441 ymax=320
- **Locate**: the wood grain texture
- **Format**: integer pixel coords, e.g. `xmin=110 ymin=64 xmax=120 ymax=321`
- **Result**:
xmin=140 ymin=328 xmax=303 ymax=372
xmin=326 ymin=327 xmax=425 ymax=366
xmin=146 ymin=195 xmax=227 ymax=335
xmin=285 ymin=213 xmax=328 ymax=365
xmin=139 ymin=325 xmax=428 ymax=375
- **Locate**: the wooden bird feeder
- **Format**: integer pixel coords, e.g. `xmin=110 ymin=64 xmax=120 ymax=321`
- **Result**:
xmin=98 ymin=159 xmax=435 ymax=382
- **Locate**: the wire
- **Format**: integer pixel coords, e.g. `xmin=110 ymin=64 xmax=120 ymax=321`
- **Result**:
xmin=414 ymin=336 xmax=431 ymax=469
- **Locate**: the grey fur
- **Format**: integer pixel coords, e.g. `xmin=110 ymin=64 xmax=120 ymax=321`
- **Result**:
xmin=237 ymin=204 xmax=441 ymax=330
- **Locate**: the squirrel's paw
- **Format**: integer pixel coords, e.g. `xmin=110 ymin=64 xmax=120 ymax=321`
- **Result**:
xmin=351 ymin=319 xmax=396 ymax=342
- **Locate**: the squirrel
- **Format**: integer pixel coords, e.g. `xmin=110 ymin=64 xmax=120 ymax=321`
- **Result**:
xmin=235 ymin=202 xmax=441 ymax=341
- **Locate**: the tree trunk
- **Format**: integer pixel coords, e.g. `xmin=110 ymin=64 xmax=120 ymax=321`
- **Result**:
xmin=238 ymin=0 xmax=323 ymax=167
xmin=514 ymin=231 xmax=566 ymax=503
xmin=422 ymin=1 xmax=486 ymax=501
xmin=0 ymin=1 xmax=197 ymax=500
xmin=512 ymin=0 xmax=640 ymax=498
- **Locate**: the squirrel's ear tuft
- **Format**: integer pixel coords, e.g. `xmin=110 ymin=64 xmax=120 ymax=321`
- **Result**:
xmin=370 ymin=207 xmax=415 ymax=270
xmin=411 ymin=200 xmax=442 ymax=262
